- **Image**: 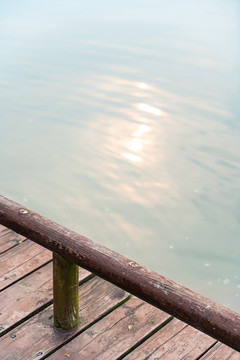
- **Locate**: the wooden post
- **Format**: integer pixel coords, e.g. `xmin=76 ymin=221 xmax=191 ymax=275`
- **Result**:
xmin=53 ymin=252 xmax=79 ymax=330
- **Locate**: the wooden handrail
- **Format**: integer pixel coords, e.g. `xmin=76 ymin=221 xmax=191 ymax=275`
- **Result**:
xmin=0 ymin=194 xmax=239 ymax=351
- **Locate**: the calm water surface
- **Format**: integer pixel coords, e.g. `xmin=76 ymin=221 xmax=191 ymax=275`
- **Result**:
xmin=1 ymin=1 xmax=240 ymax=311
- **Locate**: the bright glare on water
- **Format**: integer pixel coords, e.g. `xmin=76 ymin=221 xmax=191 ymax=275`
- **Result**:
xmin=0 ymin=1 xmax=240 ymax=311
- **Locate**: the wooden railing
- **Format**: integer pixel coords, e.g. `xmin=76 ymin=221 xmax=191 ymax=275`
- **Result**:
xmin=0 ymin=195 xmax=239 ymax=351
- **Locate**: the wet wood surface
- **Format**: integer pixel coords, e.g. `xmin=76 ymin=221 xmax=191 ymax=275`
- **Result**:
xmin=0 ymin=225 xmax=239 ymax=360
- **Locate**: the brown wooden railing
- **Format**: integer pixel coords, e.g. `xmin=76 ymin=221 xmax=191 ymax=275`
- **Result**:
xmin=0 ymin=195 xmax=239 ymax=351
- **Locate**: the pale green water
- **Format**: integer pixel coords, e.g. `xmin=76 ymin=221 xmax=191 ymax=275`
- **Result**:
xmin=1 ymin=1 xmax=240 ymax=311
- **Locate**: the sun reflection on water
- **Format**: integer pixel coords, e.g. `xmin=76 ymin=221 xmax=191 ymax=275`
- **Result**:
xmin=122 ymin=153 xmax=142 ymax=162
xmin=83 ymin=75 xmax=165 ymax=167
xmin=120 ymin=82 xmax=163 ymax=164
xmin=123 ymin=124 xmax=151 ymax=163
xmin=137 ymin=103 xmax=162 ymax=116
xmin=138 ymin=82 xmax=149 ymax=90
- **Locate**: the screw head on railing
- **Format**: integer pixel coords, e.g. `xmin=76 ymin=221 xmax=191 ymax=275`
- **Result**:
xmin=19 ymin=209 xmax=28 ymax=215
xmin=128 ymin=261 xmax=139 ymax=268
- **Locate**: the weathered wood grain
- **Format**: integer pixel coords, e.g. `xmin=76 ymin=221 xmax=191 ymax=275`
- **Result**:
xmin=126 ymin=323 xmax=216 ymax=359
xmin=123 ymin=318 xmax=187 ymax=359
xmin=0 ymin=262 xmax=90 ymax=335
xmin=0 ymin=277 xmax=129 ymax=360
xmin=0 ymin=195 xmax=239 ymax=350
xmin=0 ymin=240 xmax=51 ymax=290
xmin=48 ymin=297 xmax=171 ymax=360
xmin=200 ymin=343 xmax=240 ymax=359
xmin=160 ymin=326 xmax=215 ymax=359
xmin=159 ymin=326 xmax=216 ymax=359
xmin=0 ymin=224 xmax=26 ymax=254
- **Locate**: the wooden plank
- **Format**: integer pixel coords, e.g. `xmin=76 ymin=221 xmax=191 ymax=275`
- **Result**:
xmin=125 ymin=320 xmax=216 ymax=359
xmin=201 ymin=343 xmax=240 ymax=359
xmin=0 ymin=240 xmax=51 ymax=290
xmin=47 ymin=297 xmax=171 ymax=360
xmin=0 ymin=224 xmax=26 ymax=254
xmin=0 ymin=277 xmax=129 ymax=360
xmin=1 ymin=195 xmax=239 ymax=350
xmin=150 ymin=325 xmax=216 ymax=359
xmin=124 ymin=318 xmax=187 ymax=359
xmin=0 ymin=263 xmax=90 ymax=335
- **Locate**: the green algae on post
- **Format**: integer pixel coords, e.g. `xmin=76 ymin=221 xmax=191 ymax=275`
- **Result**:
xmin=53 ymin=252 xmax=79 ymax=330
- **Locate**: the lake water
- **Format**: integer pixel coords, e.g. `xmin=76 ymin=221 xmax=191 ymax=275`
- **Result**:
xmin=1 ymin=1 xmax=240 ymax=311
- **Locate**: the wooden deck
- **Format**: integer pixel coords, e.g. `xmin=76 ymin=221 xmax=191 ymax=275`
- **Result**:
xmin=0 ymin=225 xmax=239 ymax=359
